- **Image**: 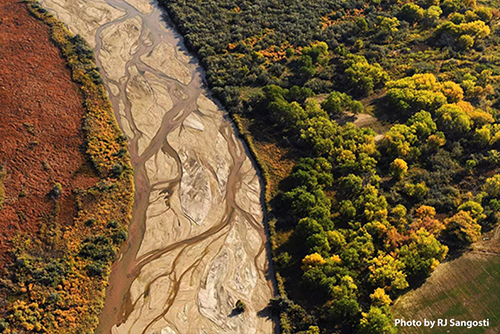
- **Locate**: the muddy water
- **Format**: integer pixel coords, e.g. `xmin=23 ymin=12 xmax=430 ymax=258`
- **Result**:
xmin=39 ymin=0 xmax=276 ymax=333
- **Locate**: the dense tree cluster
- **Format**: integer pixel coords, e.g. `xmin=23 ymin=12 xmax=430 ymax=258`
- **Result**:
xmin=157 ymin=0 xmax=500 ymax=333
xmin=267 ymin=85 xmax=458 ymax=332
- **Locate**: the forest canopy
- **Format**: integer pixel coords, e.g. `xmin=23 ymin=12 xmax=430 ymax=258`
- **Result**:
xmin=158 ymin=0 xmax=500 ymax=333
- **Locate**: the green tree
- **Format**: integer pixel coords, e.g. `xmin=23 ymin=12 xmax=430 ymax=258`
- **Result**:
xmin=380 ymin=124 xmax=417 ymax=158
xmin=370 ymin=288 xmax=392 ymax=307
xmin=474 ymin=7 xmax=493 ymax=22
xmin=269 ymin=99 xmax=307 ymax=128
xmin=300 ymin=117 xmax=338 ymax=155
xmin=283 ymin=187 xmax=316 ymax=218
xmin=458 ymin=34 xmax=474 ymax=50
xmin=358 ymin=307 xmax=396 ymax=334
xmin=435 ymin=104 xmax=471 ymax=137
xmin=341 ymin=232 xmax=375 ymax=268
xmin=344 ymin=54 xmax=389 ymax=95
xmin=327 ymin=230 xmax=347 ymax=253
xmin=445 ymin=211 xmax=481 ymax=244
xmin=235 ymin=299 xmax=247 ymax=313
xmin=263 ymin=84 xmax=288 ymax=101
xmin=321 ymin=91 xmax=363 ymax=116
xmin=287 ymin=86 xmax=314 ymax=103
xmin=475 ymin=126 xmax=491 ymax=147
xmin=484 ymin=174 xmax=500 ymax=198
xmin=296 ymin=218 xmax=324 ymax=238
xmin=407 ymin=110 xmax=437 ymax=139
xmin=338 ymin=174 xmax=364 ymax=200
xmin=326 ymin=297 xmax=360 ymax=326
xmin=386 ymin=74 xmax=460 ymax=116
xmin=399 ymin=228 xmax=448 ymax=278
xmin=390 ymin=158 xmax=408 ymax=180
xmin=368 ymin=254 xmax=409 ymax=291
xmin=449 ymin=12 xmax=465 ymax=24
xmin=425 ymin=6 xmax=443 ymax=25
xmin=306 ymin=232 xmax=331 ymax=255
xmin=301 ymin=252 xmax=326 ymax=271
xmin=356 ymin=17 xmax=368 ymax=31
xmin=302 ymin=41 xmax=329 ymax=64
xmin=400 ymin=3 xmax=424 ymax=23
xmin=291 ymin=158 xmax=333 ymax=189
xmin=460 ymin=20 xmax=490 ymax=39
xmin=457 ymin=201 xmax=485 ymax=220
xmin=378 ymin=16 xmax=400 ymax=35
xmin=299 ymin=55 xmax=316 ymax=79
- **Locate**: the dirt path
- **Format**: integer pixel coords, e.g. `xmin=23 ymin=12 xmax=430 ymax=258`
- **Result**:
xmin=39 ymin=0 xmax=276 ymax=333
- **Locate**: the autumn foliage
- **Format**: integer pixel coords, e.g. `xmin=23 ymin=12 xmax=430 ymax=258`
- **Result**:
xmin=0 ymin=2 xmax=134 ymax=333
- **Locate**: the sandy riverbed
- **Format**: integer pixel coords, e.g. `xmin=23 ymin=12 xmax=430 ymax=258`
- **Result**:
xmin=40 ymin=0 xmax=276 ymax=333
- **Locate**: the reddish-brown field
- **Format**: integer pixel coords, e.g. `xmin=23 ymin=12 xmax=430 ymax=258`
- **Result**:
xmin=0 ymin=0 xmax=97 ymax=265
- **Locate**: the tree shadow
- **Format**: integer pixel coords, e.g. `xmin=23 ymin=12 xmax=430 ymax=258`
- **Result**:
xmin=371 ymin=94 xmax=406 ymax=124
xmin=257 ymin=305 xmax=273 ymax=320
xmin=228 ymin=308 xmax=243 ymax=318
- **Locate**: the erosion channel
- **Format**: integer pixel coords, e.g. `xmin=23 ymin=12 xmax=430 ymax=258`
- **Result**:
xmin=39 ymin=0 xmax=276 ymax=333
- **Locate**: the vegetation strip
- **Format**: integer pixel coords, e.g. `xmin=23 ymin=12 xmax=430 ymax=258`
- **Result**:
xmin=0 ymin=1 xmax=134 ymax=333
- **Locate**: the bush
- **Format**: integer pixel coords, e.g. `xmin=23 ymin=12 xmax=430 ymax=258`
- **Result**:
xmin=0 ymin=321 xmax=6 ymax=333
xmin=235 ymin=299 xmax=247 ymax=313
xmin=86 ymin=263 xmax=105 ymax=277
xmin=458 ymin=34 xmax=474 ymax=50
xmin=85 ymin=218 xmax=97 ymax=227
xmin=79 ymin=237 xmax=116 ymax=262
xmin=400 ymin=3 xmax=424 ymax=23
xmin=50 ymin=183 xmax=63 ymax=199
xmin=321 ymin=91 xmax=364 ymax=116
xmin=111 ymin=163 xmax=124 ymax=177
xmin=112 ymin=230 xmax=128 ymax=244
xmin=344 ymin=54 xmax=389 ymax=96
xmin=107 ymin=220 xmax=119 ymax=228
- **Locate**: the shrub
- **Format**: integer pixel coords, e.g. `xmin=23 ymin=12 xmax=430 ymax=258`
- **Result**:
xmin=86 ymin=263 xmax=105 ymax=277
xmin=111 ymin=163 xmax=124 ymax=177
xmin=390 ymin=158 xmax=408 ymax=180
xmin=344 ymin=54 xmax=389 ymax=96
xmin=112 ymin=230 xmax=128 ymax=244
xmin=0 ymin=319 xmax=7 ymax=332
xmin=321 ymin=91 xmax=363 ymax=116
xmin=400 ymin=3 xmax=424 ymax=24
xmin=85 ymin=218 xmax=97 ymax=227
xmin=107 ymin=220 xmax=119 ymax=228
xmin=49 ymin=183 xmax=62 ymax=199
xmin=235 ymin=299 xmax=247 ymax=313
xmin=458 ymin=34 xmax=474 ymax=50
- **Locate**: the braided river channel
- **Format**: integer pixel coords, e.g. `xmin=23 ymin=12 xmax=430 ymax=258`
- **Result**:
xmin=39 ymin=0 xmax=276 ymax=332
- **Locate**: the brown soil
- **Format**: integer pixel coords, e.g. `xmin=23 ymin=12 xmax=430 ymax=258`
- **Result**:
xmin=0 ymin=0 xmax=97 ymax=265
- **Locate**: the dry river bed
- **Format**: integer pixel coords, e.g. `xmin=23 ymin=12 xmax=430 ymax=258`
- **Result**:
xmin=39 ymin=0 xmax=276 ymax=333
